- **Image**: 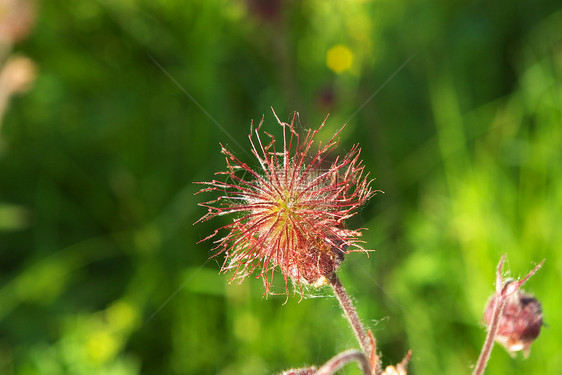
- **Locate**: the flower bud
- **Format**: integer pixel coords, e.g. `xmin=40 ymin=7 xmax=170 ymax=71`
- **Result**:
xmin=483 ymin=283 xmax=543 ymax=357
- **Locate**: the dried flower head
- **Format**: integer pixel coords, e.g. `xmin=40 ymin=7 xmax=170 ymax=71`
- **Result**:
xmin=483 ymin=282 xmax=543 ymax=357
xmin=196 ymin=109 xmax=375 ymax=297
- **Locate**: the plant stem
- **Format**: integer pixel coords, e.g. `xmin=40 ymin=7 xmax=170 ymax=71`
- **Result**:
xmin=472 ymin=293 xmax=505 ymax=375
xmin=315 ymin=350 xmax=371 ymax=375
xmin=329 ymin=273 xmax=377 ymax=373
xmin=472 ymin=256 xmax=506 ymax=375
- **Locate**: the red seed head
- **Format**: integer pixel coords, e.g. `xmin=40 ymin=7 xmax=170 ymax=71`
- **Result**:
xmin=195 ymin=110 xmax=375 ymax=297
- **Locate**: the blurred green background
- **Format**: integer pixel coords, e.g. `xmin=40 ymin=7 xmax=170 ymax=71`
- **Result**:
xmin=1 ymin=0 xmax=561 ymax=374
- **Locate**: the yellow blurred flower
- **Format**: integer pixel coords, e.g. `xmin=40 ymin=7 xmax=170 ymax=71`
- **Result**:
xmin=326 ymin=45 xmax=354 ymax=73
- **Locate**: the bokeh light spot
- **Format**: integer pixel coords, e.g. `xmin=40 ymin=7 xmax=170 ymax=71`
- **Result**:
xmin=326 ymin=45 xmax=354 ymax=73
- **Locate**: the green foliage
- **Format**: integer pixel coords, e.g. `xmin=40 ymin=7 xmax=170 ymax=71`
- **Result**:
xmin=1 ymin=1 xmax=560 ymax=374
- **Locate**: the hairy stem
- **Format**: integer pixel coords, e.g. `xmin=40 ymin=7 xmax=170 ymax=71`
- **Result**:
xmin=315 ymin=350 xmax=371 ymax=375
xmin=472 ymin=293 xmax=505 ymax=375
xmin=472 ymin=256 xmax=507 ymax=375
xmin=329 ymin=273 xmax=377 ymax=373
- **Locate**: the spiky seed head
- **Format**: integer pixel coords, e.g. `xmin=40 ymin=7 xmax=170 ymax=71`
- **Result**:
xmin=195 ymin=109 xmax=375 ymax=297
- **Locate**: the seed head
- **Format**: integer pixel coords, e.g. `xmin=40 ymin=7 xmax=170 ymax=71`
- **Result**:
xmin=195 ymin=109 xmax=375 ymax=297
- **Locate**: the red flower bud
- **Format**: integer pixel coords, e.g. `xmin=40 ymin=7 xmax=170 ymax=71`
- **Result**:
xmin=483 ymin=282 xmax=543 ymax=357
